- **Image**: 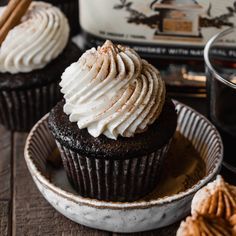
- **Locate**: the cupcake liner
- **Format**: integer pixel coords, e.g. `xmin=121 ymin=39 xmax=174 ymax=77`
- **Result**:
xmin=56 ymin=141 xmax=170 ymax=202
xmin=0 ymin=82 xmax=62 ymax=131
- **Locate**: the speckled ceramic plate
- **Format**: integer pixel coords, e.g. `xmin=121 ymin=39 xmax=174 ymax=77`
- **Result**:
xmin=24 ymin=100 xmax=223 ymax=233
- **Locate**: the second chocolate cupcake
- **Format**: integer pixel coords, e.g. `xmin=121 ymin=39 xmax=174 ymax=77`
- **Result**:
xmin=0 ymin=1 xmax=81 ymax=131
xmin=48 ymin=40 xmax=177 ymax=202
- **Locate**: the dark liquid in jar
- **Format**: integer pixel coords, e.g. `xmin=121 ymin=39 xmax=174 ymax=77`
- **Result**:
xmin=207 ymin=59 xmax=236 ymax=168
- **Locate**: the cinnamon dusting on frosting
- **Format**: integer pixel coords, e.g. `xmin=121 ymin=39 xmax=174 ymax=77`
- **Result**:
xmin=60 ymin=40 xmax=165 ymax=139
xmin=192 ymin=175 xmax=236 ymax=220
xmin=0 ymin=2 xmax=69 ymax=74
xmin=177 ymin=214 xmax=233 ymax=236
xmin=177 ymin=176 xmax=236 ymax=236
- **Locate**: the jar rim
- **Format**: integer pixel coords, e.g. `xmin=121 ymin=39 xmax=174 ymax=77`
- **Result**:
xmin=204 ymin=27 xmax=236 ymax=90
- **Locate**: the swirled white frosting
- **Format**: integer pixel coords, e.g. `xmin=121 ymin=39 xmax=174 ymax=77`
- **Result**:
xmin=60 ymin=40 xmax=166 ymax=140
xmin=0 ymin=2 xmax=69 ymax=74
xmin=191 ymin=175 xmax=236 ymax=219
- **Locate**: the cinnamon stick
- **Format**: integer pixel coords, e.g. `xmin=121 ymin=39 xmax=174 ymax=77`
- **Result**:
xmin=0 ymin=0 xmax=32 ymax=44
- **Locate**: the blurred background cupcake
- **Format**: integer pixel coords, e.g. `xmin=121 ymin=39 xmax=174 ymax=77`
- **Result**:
xmin=0 ymin=0 xmax=80 ymax=36
xmin=0 ymin=1 xmax=81 ymax=131
xmin=177 ymin=176 xmax=236 ymax=235
xmin=48 ymin=40 xmax=177 ymax=202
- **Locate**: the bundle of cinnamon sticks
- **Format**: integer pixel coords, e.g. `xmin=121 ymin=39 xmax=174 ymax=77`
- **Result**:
xmin=0 ymin=0 xmax=32 ymax=44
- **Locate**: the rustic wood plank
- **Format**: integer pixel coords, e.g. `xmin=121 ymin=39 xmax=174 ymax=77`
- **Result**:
xmin=0 ymin=125 xmax=12 ymax=200
xmin=12 ymin=132 xmax=110 ymax=236
xmin=0 ymin=201 xmax=10 ymax=236
xmin=113 ymin=222 xmax=179 ymax=236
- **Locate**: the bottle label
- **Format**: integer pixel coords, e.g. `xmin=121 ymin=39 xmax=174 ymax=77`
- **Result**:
xmin=80 ymin=0 xmax=236 ymax=59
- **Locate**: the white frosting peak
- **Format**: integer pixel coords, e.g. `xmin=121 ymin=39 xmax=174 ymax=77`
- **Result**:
xmin=60 ymin=40 xmax=166 ymax=139
xmin=0 ymin=2 xmax=69 ymax=74
xmin=191 ymin=175 xmax=236 ymax=219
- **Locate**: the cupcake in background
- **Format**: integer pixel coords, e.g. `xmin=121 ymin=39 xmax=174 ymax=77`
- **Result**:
xmin=48 ymin=40 xmax=177 ymax=202
xmin=191 ymin=175 xmax=236 ymax=220
xmin=177 ymin=175 xmax=236 ymax=236
xmin=0 ymin=0 xmax=80 ymax=35
xmin=0 ymin=1 xmax=81 ymax=131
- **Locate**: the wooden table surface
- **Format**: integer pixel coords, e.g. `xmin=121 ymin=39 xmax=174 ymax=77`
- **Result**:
xmin=0 ymin=97 xmax=231 ymax=236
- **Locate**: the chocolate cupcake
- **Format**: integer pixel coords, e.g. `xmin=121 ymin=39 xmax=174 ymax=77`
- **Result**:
xmin=48 ymin=40 xmax=177 ymax=201
xmin=0 ymin=1 xmax=81 ymax=131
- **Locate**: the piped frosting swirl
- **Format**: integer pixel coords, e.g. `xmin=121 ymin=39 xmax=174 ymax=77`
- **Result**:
xmin=177 ymin=214 xmax=233 ymax=236
xmin=0 ymin=2 xmax=69 ymax=74
xmin=60 ymin=40 xmax=166 ymax=140
xmin=191 ymin=175 xmax=236 ymax=220
xmin=177 ymin=176 xmax=236 ymax=236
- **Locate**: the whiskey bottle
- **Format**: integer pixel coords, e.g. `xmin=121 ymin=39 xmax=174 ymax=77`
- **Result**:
xmin=79 ymin=0 xmax=236 ymax=97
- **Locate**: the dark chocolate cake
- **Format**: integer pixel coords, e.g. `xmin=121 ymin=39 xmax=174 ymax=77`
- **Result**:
xmin=49 ymin=98 xmax=177 ymax=160
xmin=48 ymin=99 xmax=177 ymax=201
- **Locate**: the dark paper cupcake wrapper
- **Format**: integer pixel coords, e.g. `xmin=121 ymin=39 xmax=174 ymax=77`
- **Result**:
xmin=56 ymin=141 xmax=170 ymax=202
xmin=0 ymin=82 xmax=62 ymax=131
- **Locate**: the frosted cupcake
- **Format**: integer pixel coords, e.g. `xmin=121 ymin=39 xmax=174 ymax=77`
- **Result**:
xmin=177 ymin=176 xmax=236 ymax=235
xmin=48 ymin=40 xmax=177 ymax=201
xmin=0 ymin=1 xmax=81 ymax=131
